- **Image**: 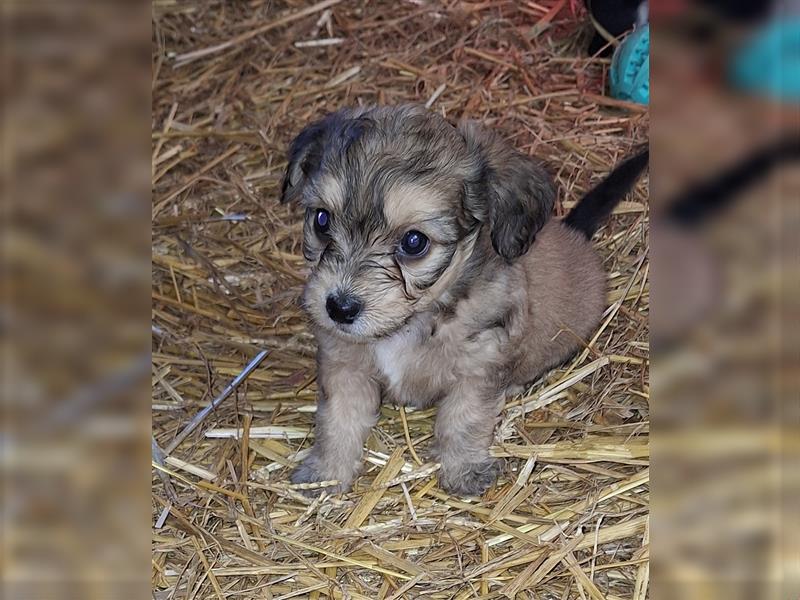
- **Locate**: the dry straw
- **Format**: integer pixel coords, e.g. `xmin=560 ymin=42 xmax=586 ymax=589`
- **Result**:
xmin=152 ymin=1 xmax=649 ymax=598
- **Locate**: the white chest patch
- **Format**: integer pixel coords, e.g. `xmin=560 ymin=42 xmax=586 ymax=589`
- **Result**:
xmin=371 ymin=316 xmax=454 ymax=408
xmin=373 ymin=328 xmax=412 ymax=391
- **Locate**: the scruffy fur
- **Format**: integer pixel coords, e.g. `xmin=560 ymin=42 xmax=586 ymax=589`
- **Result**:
xmin=280 ymin=105 xmax=628 ymax=496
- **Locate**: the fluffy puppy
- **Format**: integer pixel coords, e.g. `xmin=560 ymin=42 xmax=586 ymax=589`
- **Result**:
xmin=280 ymin=105 xmax=648 ymax=496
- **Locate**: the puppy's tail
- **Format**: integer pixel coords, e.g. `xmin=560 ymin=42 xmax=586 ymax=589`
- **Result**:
xmin=564 ymin=148 xmax=650 ymax=239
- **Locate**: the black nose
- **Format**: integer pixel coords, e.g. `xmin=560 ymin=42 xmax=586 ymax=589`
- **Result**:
xmin=326 ymin=293 xmax=362 ymax=324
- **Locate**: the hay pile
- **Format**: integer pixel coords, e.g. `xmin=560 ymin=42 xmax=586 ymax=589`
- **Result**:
xmin=152 ymin=1 xmax=649 ymax=598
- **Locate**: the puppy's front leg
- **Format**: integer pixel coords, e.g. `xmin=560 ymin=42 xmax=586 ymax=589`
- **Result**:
xmin=435 ymin=382 xmax=504 ymax=496
xmin=291 ymin=357 xmax=379 ymax=495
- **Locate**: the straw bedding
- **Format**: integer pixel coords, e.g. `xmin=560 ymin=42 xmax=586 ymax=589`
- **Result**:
xmin=152 ymin=1 xmax=649 ymax=598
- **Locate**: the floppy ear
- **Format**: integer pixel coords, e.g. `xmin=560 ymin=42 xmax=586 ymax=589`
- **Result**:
xmin=280 ymin=117 xmax=329 ymax=204
xmin=280 ymin=109 xmax=365 ymax=204
xmin=459 ymin=121 xmax=556 ymax=260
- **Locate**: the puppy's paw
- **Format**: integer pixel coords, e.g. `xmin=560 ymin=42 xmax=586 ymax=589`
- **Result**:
xmin=290 ymin=455 xmax=351 ymax=496
xmin=423 ymin=443 xmax=441 ymax=463
xmin=438 ymin=458 xmax=502 ymax=497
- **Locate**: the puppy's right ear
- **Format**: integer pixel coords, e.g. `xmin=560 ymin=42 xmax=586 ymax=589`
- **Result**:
xmin=280 ymin=118 xmax=329 ymax=204
xmin=280 ymin=109 xmax=364 ymax=204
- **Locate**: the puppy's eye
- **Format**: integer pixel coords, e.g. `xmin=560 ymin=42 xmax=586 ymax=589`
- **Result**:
xmin=399 ymin=230 xmax=429 ymax=257
xmin=313 ymin=208 xmax=331 ymax=237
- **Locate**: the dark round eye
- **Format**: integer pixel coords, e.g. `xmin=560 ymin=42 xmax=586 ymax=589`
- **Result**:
xmin=314 ymin=209 xmax=330 ymax=236
xmin=399 ymin=230 xmax=429 ymax=257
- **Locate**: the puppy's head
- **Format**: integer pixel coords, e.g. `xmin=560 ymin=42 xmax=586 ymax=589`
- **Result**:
xmin=280 ymin=105 xmax=554 ymax=340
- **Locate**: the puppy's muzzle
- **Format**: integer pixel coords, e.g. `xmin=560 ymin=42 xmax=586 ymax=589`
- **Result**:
xmin=326 ymin=292 xmax=362 ymax=324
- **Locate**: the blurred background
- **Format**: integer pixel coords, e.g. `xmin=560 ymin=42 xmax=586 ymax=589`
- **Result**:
xmin=1 ymin=0 xmax=798 ymax=599
xmin=650 ymin=1 xmax=799 ymax=599
xmin=1 ymin=2 xmax=151 ymax=599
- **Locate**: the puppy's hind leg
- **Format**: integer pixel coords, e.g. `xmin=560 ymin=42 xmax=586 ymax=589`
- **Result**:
xmin=434 ymin=381 xmax=505 ymax=497
xmin=291 ymin=365 xmax=379 ymax=495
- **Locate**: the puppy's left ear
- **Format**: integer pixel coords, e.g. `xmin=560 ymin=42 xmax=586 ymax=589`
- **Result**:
xmin=460 ymin=122 xmax=556 ymax=260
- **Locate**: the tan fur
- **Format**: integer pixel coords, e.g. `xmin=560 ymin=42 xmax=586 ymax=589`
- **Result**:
xmin=282 ymin=106 xmax=609 ymax=496
xmin=296 ymin=221 xmax=605 ymax=495
xmin=382 ymin=183 xmax=448 ymax=229
xmin=315 ymin=174 xmax=346 ymax=213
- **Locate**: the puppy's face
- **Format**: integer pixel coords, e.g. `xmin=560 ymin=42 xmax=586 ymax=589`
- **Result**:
xmin=280 ymin=105 xmax=555 ymax=341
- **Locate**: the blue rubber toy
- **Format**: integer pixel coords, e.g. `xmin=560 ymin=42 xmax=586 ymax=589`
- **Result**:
xmin=730 ymin=17 xmax=800 ymax=103
xmin=610 ymin=24 xmax=650 ymax=105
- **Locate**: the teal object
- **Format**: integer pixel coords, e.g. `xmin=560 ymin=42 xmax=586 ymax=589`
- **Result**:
xmin=610 ymin=24 xmax=650 ymax=105
xmin=731 ymin=18 xmax=800 ymax=103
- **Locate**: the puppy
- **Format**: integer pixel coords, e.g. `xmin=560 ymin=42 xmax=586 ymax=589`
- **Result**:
xmin=280 ymin=105 xmax=648 ymax=496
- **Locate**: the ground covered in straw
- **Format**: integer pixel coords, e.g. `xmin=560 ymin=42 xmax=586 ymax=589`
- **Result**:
xmin=152 ymin=1 xmax=649 ymax=598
